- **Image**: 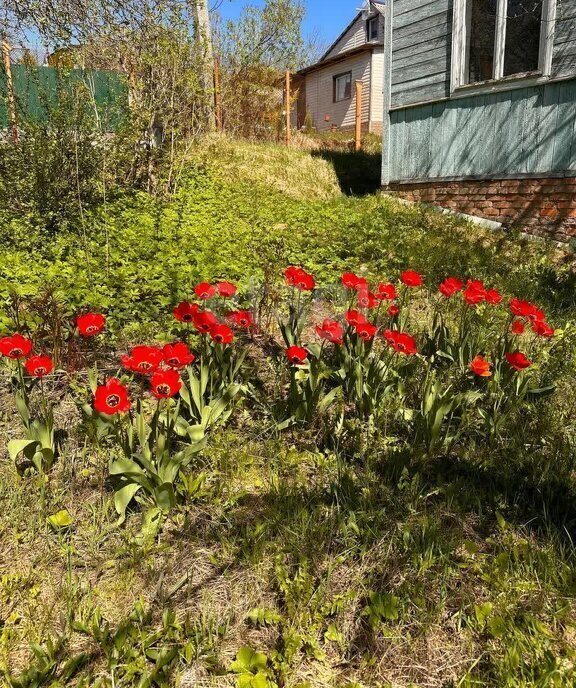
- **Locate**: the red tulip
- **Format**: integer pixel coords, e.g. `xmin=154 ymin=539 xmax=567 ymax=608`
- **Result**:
xmin=341 ymin=272 xmax=368 ymax=290
xmin=286 ymin=345 xmax=308 ymax=365
xmin=532 ymin=320 xmax=554 ymax=338
xmin=173 ymin=302 xmax=200 ymax=323
xmin=151 ymin=369 xmax=182 ymax=399
xmin=217 ymin=281 xmax=237 ymax=297
xmin=511 ymin=319 xmax=525 ymax=335
xmin=376 ymin=282 xmax=398 ymax=300
xmin=25 ymin=355 xmax=54 ymax=377
xmin=355 ymin=322 xmax=378 ymax=341
xmin=388 ymin=304 xmax=400 ymax=317
xmin=192 ymin=310 xmax=219 ymax=334
xmin=315 ymin=319 xmax=343 ymax=344
xmin=94 ymin=378 xmax=130 ymax=415
xmin=357 ymin=289 xmax=378 ymax=309
xmin=228 ymin=310 xmax=254 ymax=328
xmin=0 ymin=334 xmax=33 ymax=359
xmin=509 ymin=298 xmax=545 ymax=322
xmin=209 ymin=324 xmax=234 ymax=344
xmin=470 ymin=355 xmax=492 ymax=377
xmin=485 ymin=288 xmax=502 ymax=305
xmin=439 ymin=277 xmax=463 ymax=298
xmin=194 ymin=282 xmax=217 ymax=299
xmin=122 ymin=345 xmax=163 ymax=374
xmin=383 ymin=329 xmax=417 ymax=355
xmin=284 ymin=266 xmax=315 ymax=291
xmin=345 ymin=310 xmax=366 ymax=327
xmin=463 ymin=280 xmax=486 ymax=305
xmin=77 ymin=313 xmax=105 ymax=337
xmin=163 ymin=342 xmax=195 ymax=368
xmin=284 ymin=266 xmax=300 ymax=285
xmin=400 ymin=270 xmax=423 ymax=287
xmin=506 ymin=351 xmax=532 ymax=371
xmin=510 ymin=298 xmax=531 ymax=317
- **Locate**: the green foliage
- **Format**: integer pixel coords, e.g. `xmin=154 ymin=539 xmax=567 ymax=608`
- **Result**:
xmin=1 ymin=139 xmax=576 ymax=688
xmin=229 ymin=646 xmax=277 ymax=688
xmin=84 ymin=397 xmax=206 ymax=519
xmin=0 ymin=79 xmax=121 ymax=235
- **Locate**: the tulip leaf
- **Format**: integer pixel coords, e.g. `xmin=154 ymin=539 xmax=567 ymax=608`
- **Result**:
xmin=114 ymin=483 xmax=142 ymax=517
xmin=8 ymin=439 xmax=39 ymax=462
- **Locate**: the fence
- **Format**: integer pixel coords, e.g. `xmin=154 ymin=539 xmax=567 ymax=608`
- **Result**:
xmin=0 ymin=63 xmax=127 ymax=131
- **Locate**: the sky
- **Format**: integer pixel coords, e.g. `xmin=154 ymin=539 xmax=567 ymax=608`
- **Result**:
xmin=214 ymin=0 xmax=356 ymax=51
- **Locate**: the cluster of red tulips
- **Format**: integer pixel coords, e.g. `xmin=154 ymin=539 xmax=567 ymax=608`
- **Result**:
xmin=95 ymin=280 xmax=256 ymax=415
xmin=279 ymin=267 xmax=554 ymax=375
xmin=0 ymin=310 xmax=109 ymax=377
xmin=0 ymin=267 xmax=556 ymax=423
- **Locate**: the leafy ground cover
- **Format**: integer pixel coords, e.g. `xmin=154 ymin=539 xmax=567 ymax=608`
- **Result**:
xmin=1 ymin=137 xmax=576 ymax=687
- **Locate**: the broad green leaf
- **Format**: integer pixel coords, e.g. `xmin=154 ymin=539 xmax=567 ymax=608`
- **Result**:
xmin=8 ymin=439 xmax=38 ymax=462
xmin=114 ymin=482 xmax=142 ymax=517
xmin=47 ymin=509 xmax=73 ymax=530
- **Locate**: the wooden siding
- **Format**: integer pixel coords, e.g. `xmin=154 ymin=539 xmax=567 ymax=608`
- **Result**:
xmin=390 ymin=0 xmax=576 ymax=108
xmin=389 ymin=79 xmax=576 ymax=180
xmin=304 ymin=53 xmax=372 ymax=131
xmin=325 ymin=14 xmax=384 ymax=59
xmin=553 ymin=0 xmax=576 ymax=77
xmin=391 ymin=0 xmax=452 ymax=107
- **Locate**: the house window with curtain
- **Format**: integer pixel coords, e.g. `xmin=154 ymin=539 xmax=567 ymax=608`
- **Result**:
xmin=333 ymin=72 xmax=352 ymax=102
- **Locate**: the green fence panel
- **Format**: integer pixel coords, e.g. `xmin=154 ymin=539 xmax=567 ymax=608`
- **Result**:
xmin=0 ymin=65 xmax=127 ymax=130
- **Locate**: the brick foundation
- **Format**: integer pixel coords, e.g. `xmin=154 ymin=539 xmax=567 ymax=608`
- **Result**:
xmin=386 ymin=177 xmax=576 ymax=244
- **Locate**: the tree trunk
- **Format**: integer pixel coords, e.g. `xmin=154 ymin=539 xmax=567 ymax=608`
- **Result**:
xmin=191 ymin=0 xmax=215 ymax=132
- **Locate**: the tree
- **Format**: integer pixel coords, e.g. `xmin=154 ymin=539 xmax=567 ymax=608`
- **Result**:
xmin=191 ymin=0 xmax=215 ymax=131
xmin=212 ymin=0 xmax=315 ymax=138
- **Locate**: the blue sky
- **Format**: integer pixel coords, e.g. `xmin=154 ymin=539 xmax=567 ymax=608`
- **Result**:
xmin=215 ymin=0 xmax=355 ymax=49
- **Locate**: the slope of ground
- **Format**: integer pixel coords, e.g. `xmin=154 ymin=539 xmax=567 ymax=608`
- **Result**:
xmin=1 ymin=137 xmax=576 ymax=688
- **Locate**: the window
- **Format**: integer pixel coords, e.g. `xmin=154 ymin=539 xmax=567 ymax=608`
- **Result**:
xmin=367 ymin=15 xmax=379 ymax=41
xmin=333 ymin=72 xmax=352 ymax=102
xmin=452 ymin=0 xmax=556 ymax=89
xmin=503 ymin=0 xmax=543 ymax=76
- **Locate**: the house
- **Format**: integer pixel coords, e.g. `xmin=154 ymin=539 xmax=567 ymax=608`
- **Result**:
xmin=295 ymin=1 xmax=386 ymax=133
xmin=380 ymin=0 xmax=576 ymax=242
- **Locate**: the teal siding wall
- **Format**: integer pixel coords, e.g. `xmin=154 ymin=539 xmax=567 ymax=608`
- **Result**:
xmin=390 ymin=79 xmax=576 ymax=180
xmin=390 ymin=0 xmax=576 ymax=108
xmin=391 ymin=0 xmax=452 ymax=107
xmin=553 ymin=0 xmax=576 ymax=78
xmin=0 ymin=66 xmax=126 ymax=129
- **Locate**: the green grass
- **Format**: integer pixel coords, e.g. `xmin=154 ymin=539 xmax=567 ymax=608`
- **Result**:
xmin=1 ymin=137 xmax=576 ymax=687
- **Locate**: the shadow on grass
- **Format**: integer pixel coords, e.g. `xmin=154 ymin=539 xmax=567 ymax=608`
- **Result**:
xmin=312 ymin=149 xmax=382 ymax=196
xmin=178 ymin=445 xmax=576 ymax=577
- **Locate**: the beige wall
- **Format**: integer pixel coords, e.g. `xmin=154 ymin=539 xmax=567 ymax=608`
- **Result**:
xmin=370 ymin=46 xmax=384 ymax=125
xmin=304 ymin=53 xmax=372 ymax=132
xmin=326 ymin=15 xmax=368 ymax=58
xmin=326 ymin=10 xmax=384 ymax=59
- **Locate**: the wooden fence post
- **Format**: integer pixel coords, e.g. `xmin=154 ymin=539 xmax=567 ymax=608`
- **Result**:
xmin=285 ymin=69 xmax=291 ymax=145
xmin=355 ymin=80 xmax=363 ymax=151
xmin=213 ymin=56 xmax=222 ymax=132
xmin=1 ymin=40 xmax=18 ymax=142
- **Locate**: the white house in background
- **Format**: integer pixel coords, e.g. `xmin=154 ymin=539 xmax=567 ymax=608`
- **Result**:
xmin=295 ymin=0 xmax=386 ymax=134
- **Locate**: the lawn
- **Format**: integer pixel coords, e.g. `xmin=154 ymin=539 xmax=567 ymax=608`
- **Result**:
xmin=1 ymin=136 xmax=576 ymax=688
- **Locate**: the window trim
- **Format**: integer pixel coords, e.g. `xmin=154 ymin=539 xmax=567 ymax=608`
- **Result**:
xmin=450 ymin=0 xmax=556 ymax=93
xmin=333 ymin=70 xmax=353 ymax=102
xmin=366 ymin=15 xmax=379 ymax=42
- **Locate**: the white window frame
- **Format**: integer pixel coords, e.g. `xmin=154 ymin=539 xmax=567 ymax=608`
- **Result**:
xmin=451 ymin=0 xmax=556 ymax=93
xmin=333 ymin=71 xmax=353 ymax=102
xmin=367 ymin=15 xmax=379 ymax=42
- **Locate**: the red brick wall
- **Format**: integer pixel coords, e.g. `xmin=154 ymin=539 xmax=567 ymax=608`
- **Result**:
xmin=387 ymin=178 xmax=576 ymax=243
